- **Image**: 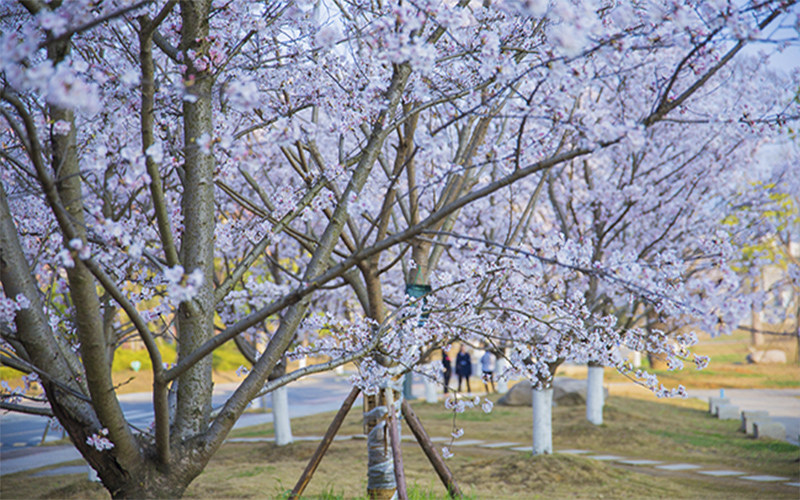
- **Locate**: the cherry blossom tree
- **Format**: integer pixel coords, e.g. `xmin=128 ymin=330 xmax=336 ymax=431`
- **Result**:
xmin=1 ymin=0 xmax=798 ymax=498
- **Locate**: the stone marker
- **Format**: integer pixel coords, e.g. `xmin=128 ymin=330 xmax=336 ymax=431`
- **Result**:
xmin=708 ymin=397 xmax=730 ymax=416
xmin=716 ymin=404 xmax=740 ymax=420
xmin=745 ymin=348 xmax=787 ymax=364
xmin=740 ymin=410 xmax=770 ymax=434
xmin=497 ymin=377 xmax=609 ymax=407
xmin=753 ymin=421 xmax=786 ymax=440
xmin=497 ymin=379 xmax=533 ymax=406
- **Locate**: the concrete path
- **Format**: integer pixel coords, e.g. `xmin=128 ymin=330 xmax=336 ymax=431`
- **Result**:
xmin=688 ymin=388 xmax=800 ymax=445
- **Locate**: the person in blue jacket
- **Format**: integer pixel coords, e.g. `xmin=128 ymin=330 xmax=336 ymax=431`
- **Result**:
xmin=455 ymin=345 xmax=472 ymax=393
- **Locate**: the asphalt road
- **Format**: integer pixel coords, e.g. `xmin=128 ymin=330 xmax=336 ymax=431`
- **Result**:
xmin=0 ymin=371 xmax=360 ymax=451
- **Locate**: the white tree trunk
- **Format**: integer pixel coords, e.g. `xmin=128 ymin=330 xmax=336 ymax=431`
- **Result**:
xmin=496 ymin=355 xmax=508 ymax=394
xmin=272 ymin=386 xmax=293 ymax=445
xmin=586 ymin=365 xmax=604 ymax=425
xmin=424 ymin=375 xmax=437 ymax=403
xmin=532 ymin=386 xmax=553 ymax=455
xmin=403 ymin=372 xmax=414 ymax=400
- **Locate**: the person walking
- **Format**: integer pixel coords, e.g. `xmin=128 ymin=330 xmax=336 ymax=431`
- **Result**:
xmin=481 ymin=349 xmax=495 ymax=393
xmin=455 ymin=345 xmax=472 ymax=393
xmin=441 ymin=348 xmax=452 ymax=393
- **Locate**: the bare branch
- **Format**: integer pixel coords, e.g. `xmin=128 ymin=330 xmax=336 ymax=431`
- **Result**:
xmin=0 ymin=401 xmax=53 ymax=417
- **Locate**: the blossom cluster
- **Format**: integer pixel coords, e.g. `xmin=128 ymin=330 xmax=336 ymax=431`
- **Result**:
xmin=86 ymin=428 xmax=114 ymax=452
xmin=0 ymin=293 xmax=31 ymax=333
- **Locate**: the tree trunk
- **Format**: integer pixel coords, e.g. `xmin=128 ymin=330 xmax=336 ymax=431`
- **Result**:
xmin=752 ymin=272 xmax=766 ymax=346
xmin=586 ymin=364 xmax=604 ymax=425
xmin=496 ymin=353 xmax=508 ymax=394
xmin=531 ymin=385 xmax=553 ymax=455
xmin=751 ymin=307 xmax=765 ymax=347
xmin=424 ymin=372 xmax=438 ymax=403
xmin=174 ymin=0 xmax=216 ymax=441
xmin=364 ymin=389 xmax=400 ymax=499
xmin=272 ymin=385 xmax=293 ymax=445
xmin=631 ymin=351 xmax=642 ymax=368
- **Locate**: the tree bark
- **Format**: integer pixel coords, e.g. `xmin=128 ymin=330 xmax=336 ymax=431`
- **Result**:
xmin=174 ymin=0 xmax=216 ymax=441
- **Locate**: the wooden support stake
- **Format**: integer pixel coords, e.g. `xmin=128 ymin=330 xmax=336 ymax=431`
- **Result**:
xmin=401 ymin=399 xmax=462 ymax=498
xmin=290 ymin=387 xmax=361 ymax=499
xmin=386 ymin=388 xmax=408 ymax=500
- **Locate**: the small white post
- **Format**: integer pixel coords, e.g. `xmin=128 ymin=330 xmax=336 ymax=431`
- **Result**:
xmin=586 ymin=365 xmax=604 ymax=425
xmin=272 ymin=386 xmax=293 ymax=445
xmin=532 ymin=386 xmax=553 ymax=455
xmin=632 ymin=351 xmax=641 ymax=368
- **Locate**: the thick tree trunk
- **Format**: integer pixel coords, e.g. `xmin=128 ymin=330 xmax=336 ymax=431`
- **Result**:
xmin=364 ymin=389 xmax=400 ymax=499
xmin=586 ymin=364 xmax=604 ymax=425
xmin=174 ymin=0 xmax=216 ymax=441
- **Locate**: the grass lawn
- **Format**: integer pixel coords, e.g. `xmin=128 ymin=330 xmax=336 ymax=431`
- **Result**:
xmin=583 ymin=328 xmax=800 ymax=390
xmin=2 ymin=394 xmax=797 ymax=499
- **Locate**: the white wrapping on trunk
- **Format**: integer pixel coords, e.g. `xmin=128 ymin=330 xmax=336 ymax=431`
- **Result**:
xmin=364 ymin=384 xmax=403 ymax=493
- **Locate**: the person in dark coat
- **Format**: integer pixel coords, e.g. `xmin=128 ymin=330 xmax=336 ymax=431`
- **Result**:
xmin=455 ymin=345 xmax=472 ymax=392
xmin=441 ymin=348 xmax=452 ymax=393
